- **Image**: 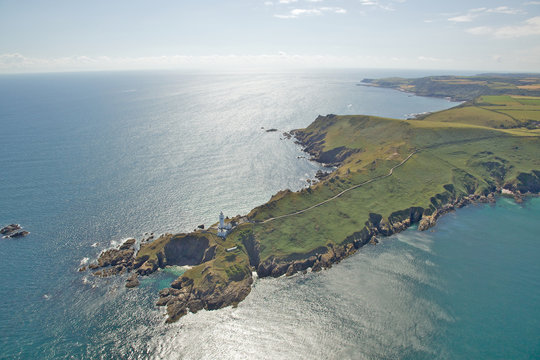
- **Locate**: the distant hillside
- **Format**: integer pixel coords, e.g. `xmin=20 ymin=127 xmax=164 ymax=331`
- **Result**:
xmin=361 ymin=74 xmax=540 ymax=101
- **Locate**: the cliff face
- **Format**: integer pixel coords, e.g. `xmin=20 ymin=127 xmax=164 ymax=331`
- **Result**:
xmin=291 ymin=115 xmax=360 ymax=166
xmin=163 ymin=235 xmax=214 ymax=266
xmin=515 ymin=170 xmax=540 ymax=193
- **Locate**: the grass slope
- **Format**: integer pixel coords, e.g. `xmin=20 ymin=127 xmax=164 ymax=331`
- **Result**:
xmin=249 ymin=115 xmax=539 ymax=262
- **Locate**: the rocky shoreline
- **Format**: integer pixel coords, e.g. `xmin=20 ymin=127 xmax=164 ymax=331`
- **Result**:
xmin=79 ymin=127 xmax=539 ymax=324
xmin=77 ymin=111 xmax=540 ymax=324
xmin=80 ymin=183 xmax=537 ymax=323
xmin=249 ymin=189 xmax=536 ymax=280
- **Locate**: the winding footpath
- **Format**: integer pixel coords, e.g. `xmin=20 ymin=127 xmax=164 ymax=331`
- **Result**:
xmin=261 ymin=149 xmax=418 ymax=224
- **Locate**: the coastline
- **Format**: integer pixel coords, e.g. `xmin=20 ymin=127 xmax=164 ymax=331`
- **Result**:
xmin=81 ymin=126 xmax=539 ymax=323
xmin=249 ymin=130 xmax=538 ymax=279
xmin=79 ymin=75 xmax=540 ymax=323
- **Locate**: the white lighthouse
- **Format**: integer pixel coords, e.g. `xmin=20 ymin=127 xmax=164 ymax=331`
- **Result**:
xmin=219 ymin=211 xmax=225 ymax=229
xmin=218 ymin=211 xmax=233 ymax=238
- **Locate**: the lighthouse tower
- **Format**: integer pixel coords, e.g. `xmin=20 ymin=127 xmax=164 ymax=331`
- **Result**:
xmin=219 ymin=211 xmax=225 ymax=229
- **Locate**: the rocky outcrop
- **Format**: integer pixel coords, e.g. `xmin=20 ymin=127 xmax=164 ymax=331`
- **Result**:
xmin=136 ymin=258 xmax=158 ymax=276
xmin=82 ymin=238 xmax=137 ymax=277
xmin=94 ymin=266 xmax=127 ymax=277
xmin=1 ymin=224 xmax=29 ymax=239
xmin=256 ymin=243 xmax=358 ymax=278
xmin=1 ymin=224 xmax=21 ymax=235
xmin=97 ymin=248 xmax=135 ymax=268
xmin=157 ymin=271 xmax=253 ymax=324
xmin=418 ymin=193 xmax=496 ymax=231
xmin=125 ymin=273 xmax=140 ymax=288
xmin=119 ymin=238 xmax=136 ymax=250
xmin=7 ymin=230 xmax=30 ymax=238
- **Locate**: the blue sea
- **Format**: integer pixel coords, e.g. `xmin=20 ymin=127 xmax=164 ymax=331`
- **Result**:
xmin=0 ymin=70 xmax=539 ymax=359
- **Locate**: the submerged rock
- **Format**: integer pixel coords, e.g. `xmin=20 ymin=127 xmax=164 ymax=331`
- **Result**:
xmin=7 ymin=230 xmax=30 ymax=238
xmin=125 ymin=273 xmax=140 ymax=288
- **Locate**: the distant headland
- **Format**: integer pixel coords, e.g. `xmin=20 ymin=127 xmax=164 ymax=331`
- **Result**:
xmin=80 ymin=73 xmax=540 ymax=323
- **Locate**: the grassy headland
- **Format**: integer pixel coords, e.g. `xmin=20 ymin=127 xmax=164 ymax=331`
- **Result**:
xmin=86 ymin=74 xmax=540 ymax=323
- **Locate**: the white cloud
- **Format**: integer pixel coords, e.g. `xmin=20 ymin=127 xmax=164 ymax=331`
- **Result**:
xmin=448 ymin=6 xmax=523 ymax=23
xmin=274 ymin=14 xmax=297 ymax=19
xmin=448 ymin=14 xmax=477 ymax=22
xmin=291 ymin=8 xmax=321 ymax=15
xmin=466 ymin=16 xmax=540 ymax=38
xmin=358 ymin=0 xmax=397 ymax=11
xmin=524 ymin=1 xmax=540 ymax=5
xmin=0 ymin=53 xmax=28 ymax=65
xmin=278 ymin=0 xmax=298 ymax=3
xmin=466 ymin=26 xmax=493 ymax=35
xmin=493 ymin=16 xmax=540 ymax=37
xmin=275 ymin=6 xmax=347 ymax=19
xmin=486 ymin=6 xmax=523 ymax=15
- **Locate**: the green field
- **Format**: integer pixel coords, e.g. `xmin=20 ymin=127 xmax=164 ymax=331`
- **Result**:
xmin=247 ymin=114 xmax=539 ymax=262
xmin=420 ymin=94 xmax=540 ymax=129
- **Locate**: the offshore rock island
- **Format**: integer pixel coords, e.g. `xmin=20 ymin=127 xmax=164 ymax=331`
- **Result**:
xmin=82 ymin=74 xmax=540 ymax=323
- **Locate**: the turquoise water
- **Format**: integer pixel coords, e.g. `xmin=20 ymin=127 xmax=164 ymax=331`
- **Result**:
xmin=0 ymin=70 xmax=538 ymax=359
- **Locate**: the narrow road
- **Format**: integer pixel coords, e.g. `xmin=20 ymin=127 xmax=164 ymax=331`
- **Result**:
xmin=260 ymin=149 xmax=418 ymax=224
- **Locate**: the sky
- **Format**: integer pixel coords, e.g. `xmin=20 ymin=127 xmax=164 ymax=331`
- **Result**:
xmin=1 ymin=0 xmax=540 ymax=73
